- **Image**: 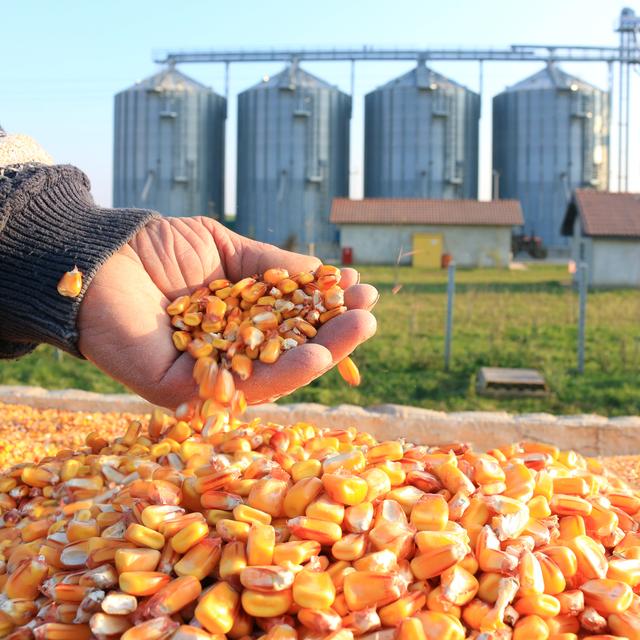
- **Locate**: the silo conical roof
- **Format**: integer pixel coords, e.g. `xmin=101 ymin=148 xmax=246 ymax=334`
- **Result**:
xmin=123 ymin=67 xmax=210 ymax=93
xmin=245 ymin=65 xmax=339 ymax=92
xmin=372 ymin=64 xmax=476 ymax=94
xmin=504 ymin=64 xmax=602 ymax=92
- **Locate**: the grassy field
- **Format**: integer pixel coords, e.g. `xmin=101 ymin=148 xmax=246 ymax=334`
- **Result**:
xmin=2 ymin=264 xmax=640 ymax=416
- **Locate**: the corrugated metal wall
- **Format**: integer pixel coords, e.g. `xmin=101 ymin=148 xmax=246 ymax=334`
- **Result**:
xmin=235 ymin=65 xmax=351 ymax=256
xmin=364 ymin=65 xmax=480 ymax=199
xmin=492 ymin=65 xmax=609 ymax=249
xmin=113 ymin=67 xmax=226 ymax=218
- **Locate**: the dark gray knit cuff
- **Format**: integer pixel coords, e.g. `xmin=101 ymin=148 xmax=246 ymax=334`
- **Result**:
xmin=0 ymin=164 xmax=158 ymax=358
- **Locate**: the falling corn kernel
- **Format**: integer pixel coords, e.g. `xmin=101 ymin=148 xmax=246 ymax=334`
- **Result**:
xmin=337 ymin=356 xmax=361 ymax=386
xmin=57 ymin=265 xmax=83 ymax=297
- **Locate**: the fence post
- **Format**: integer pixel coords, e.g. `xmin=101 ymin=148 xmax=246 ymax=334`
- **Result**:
xmin=444 ymin=262 xmax=456 ymax=371
xmin=577 ymin=262 xmax=588 ymax=374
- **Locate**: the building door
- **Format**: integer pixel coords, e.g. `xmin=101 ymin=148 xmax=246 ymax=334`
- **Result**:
xmin=413 ymin=233 xmax=443 ymax=268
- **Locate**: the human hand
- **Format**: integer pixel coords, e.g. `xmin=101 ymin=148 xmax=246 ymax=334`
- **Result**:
xmin=78 ymin=217 xmax=378 ymax=409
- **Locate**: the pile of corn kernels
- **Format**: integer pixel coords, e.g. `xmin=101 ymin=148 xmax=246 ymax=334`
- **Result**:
xmin=0 ymin=404 xmax=138 ymax=470
xmin=0 ymin=403 xmax=638 ymax=640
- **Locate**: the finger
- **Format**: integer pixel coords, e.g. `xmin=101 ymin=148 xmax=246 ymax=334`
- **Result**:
xmin=236 ymin=343 xmax=333 ymax=404
xmin=312 ymin=309 xmax=377 ymax=363
xmin=226 ymin=232 xmax=322 ymax=280
xmin=344 ymin=284 xmax=379 ymax=311
xmin=339 ymin=267 xmax=359 ymax=290
xmin=145 ymin=351 xmax=198 ymax=409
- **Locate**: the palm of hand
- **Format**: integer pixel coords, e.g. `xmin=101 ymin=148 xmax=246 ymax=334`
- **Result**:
xmin=78 ymin=217 xmax=377 ymax=408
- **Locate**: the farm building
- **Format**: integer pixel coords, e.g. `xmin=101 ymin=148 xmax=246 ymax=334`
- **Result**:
xmin=562 ymin=189 xmax=640 ymax=287
xmin=330 ymin=198 xmax=523 ymax=267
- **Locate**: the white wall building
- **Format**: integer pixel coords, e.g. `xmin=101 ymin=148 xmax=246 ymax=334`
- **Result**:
xmin=562 ymin=190 xmax=640 ymax=288
xmin=331 ymin=198 xmax=523 ymax=267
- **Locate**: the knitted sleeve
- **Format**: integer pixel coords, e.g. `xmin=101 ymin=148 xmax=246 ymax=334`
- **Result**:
xmin=0 ymin=164 xmax=158 ymax=358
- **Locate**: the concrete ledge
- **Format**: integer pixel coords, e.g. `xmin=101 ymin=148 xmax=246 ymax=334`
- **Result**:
xmin=0 ymin=385 xmax=638 ymax=456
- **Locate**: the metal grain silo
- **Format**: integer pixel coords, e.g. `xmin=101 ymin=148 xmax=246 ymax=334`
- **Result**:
xmin=236 ymin=64 xmax=351 ymax=256
xmin=113 ymin=66 xmax=226 ymax=218
xmin=364 ymin=64 xmax=480 ymax=199
xmin=493 ymin=64 xmax=609 ymax=249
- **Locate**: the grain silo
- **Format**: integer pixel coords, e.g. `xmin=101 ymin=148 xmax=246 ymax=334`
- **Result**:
xmin=113 ymin=66 xmax=226 ymax=218
xmin=236 ymin=64 xmax=351 ymax=256
xmin=364 ymin=64 xmax=480 ymax=199
xmin=493 ymin=64 xmax=609 ymax=250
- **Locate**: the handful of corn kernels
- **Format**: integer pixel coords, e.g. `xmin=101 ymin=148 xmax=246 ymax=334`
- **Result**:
xmin=167 ymin=266 xmax=360 ymax=412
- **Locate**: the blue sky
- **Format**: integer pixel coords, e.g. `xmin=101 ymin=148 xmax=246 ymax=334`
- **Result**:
xmin=3 ymin=0 xmax=638 ymax=211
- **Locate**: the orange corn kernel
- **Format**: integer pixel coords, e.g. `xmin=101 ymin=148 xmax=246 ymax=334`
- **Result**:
xmin=57 ymin=266 xmax=83 ymax=298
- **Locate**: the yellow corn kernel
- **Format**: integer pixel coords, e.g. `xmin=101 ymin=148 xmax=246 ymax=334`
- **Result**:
xmin=306 ymin=495 xmax=345 ymax=524
xmin=195 ymin=581 xmax=240 ymax=634
xmin=293 ymin=570 xmax=336 ymax=609
xmin=410 ymin=542 xmax=469 ymax=580
xmin=233 ymin=504 xmax=272 ymax=526
xmin=4 ymin=556 xmax=48 ymax=599
xmin=174 ymin=538 xmax=221 ymax=581
xmin=216 ymin=518 xmax=251 ymax=542
xmin=143 ymin=575 xmax=202 ymax=617
xmin=376 ymin=460 xmax=406 ymax=486
xmin=287 ymin=516 xmax=342 ymax=545
xmin=114 ymin=548 xmax=161 ymax=573
xmin=322 ymin=473 xmax=368 ymax=506
xmin=283 ymin=477 xmax=323 ymax=518
xmin=580 ymin=578 xmax=633 ymax=615
xmin=386 ymin=486 xmax=427 ymax=514
xmin=379 ymin=591 xmax=426 ymax=627
xmin=514 ymin=594 xmax=561 ymax=617
xmin=567 ymin=535 xmax=608 ymax=580
xmin=361 ymin=467 xmax=392 ymax=501
xmin=440 ymin=563 xmax=479 ymax=605
xmin=219 ymin=541 xmax=247 ymax=581
xmin=297 ymin=607 xmax=342 ymax=634
xmin=240 ymin=565 xmax=295 ymax=592
xmin=247 ymin=523 xmax=276 ymax=566
xmin=414 ymin=611 xmax=465 ymax=640
xmin=343 ymin=571 xmax=405 ymax=611
xmin=528 ymin=495 xmax=552 ymax=519
xmin=124 ymin=523 xmax=165 ymax=550
xmin=609 ymin=610 xmax=640 ymax=639
xmin=332 ymin=533 xmax=367 ymax=562
xmin=397 ymin=616 xmax=427 ymax=640
xmin=247 ymin=478 xmax=288 ymax=517
xmin=34 ymin=623 xmax=92 ymax=640
xmin=426 ymin=585 xmax=461 ymax=617
xmin=411 ymin=494 xmax=449 ymax=531
xmin=170 ymin=520 xmax=209 ymax=554
xmin=291 ymin=459 xmax=322 ymax=482
xmin=118 ymin=571 xmax=170 ymax=596
xmin=241 ymin=589 xmax=293 ymax=617
xmin=513 ymin=615 xmax=549 ymax=640
xmin=551 ymin=494 xmax=593 ymax=517
xmin=273 ymin=540 xmax=321 ymax=566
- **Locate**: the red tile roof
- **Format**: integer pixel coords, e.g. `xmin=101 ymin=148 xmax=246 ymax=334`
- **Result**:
xmin=562 ymin=190 xmax=640 ymax=238
xmin=330 ymin=198 xmax=524 ymax=226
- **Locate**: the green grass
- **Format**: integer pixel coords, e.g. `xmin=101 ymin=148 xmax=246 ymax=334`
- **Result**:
xmin=2 ymin=264 xmax=640 ymax=415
